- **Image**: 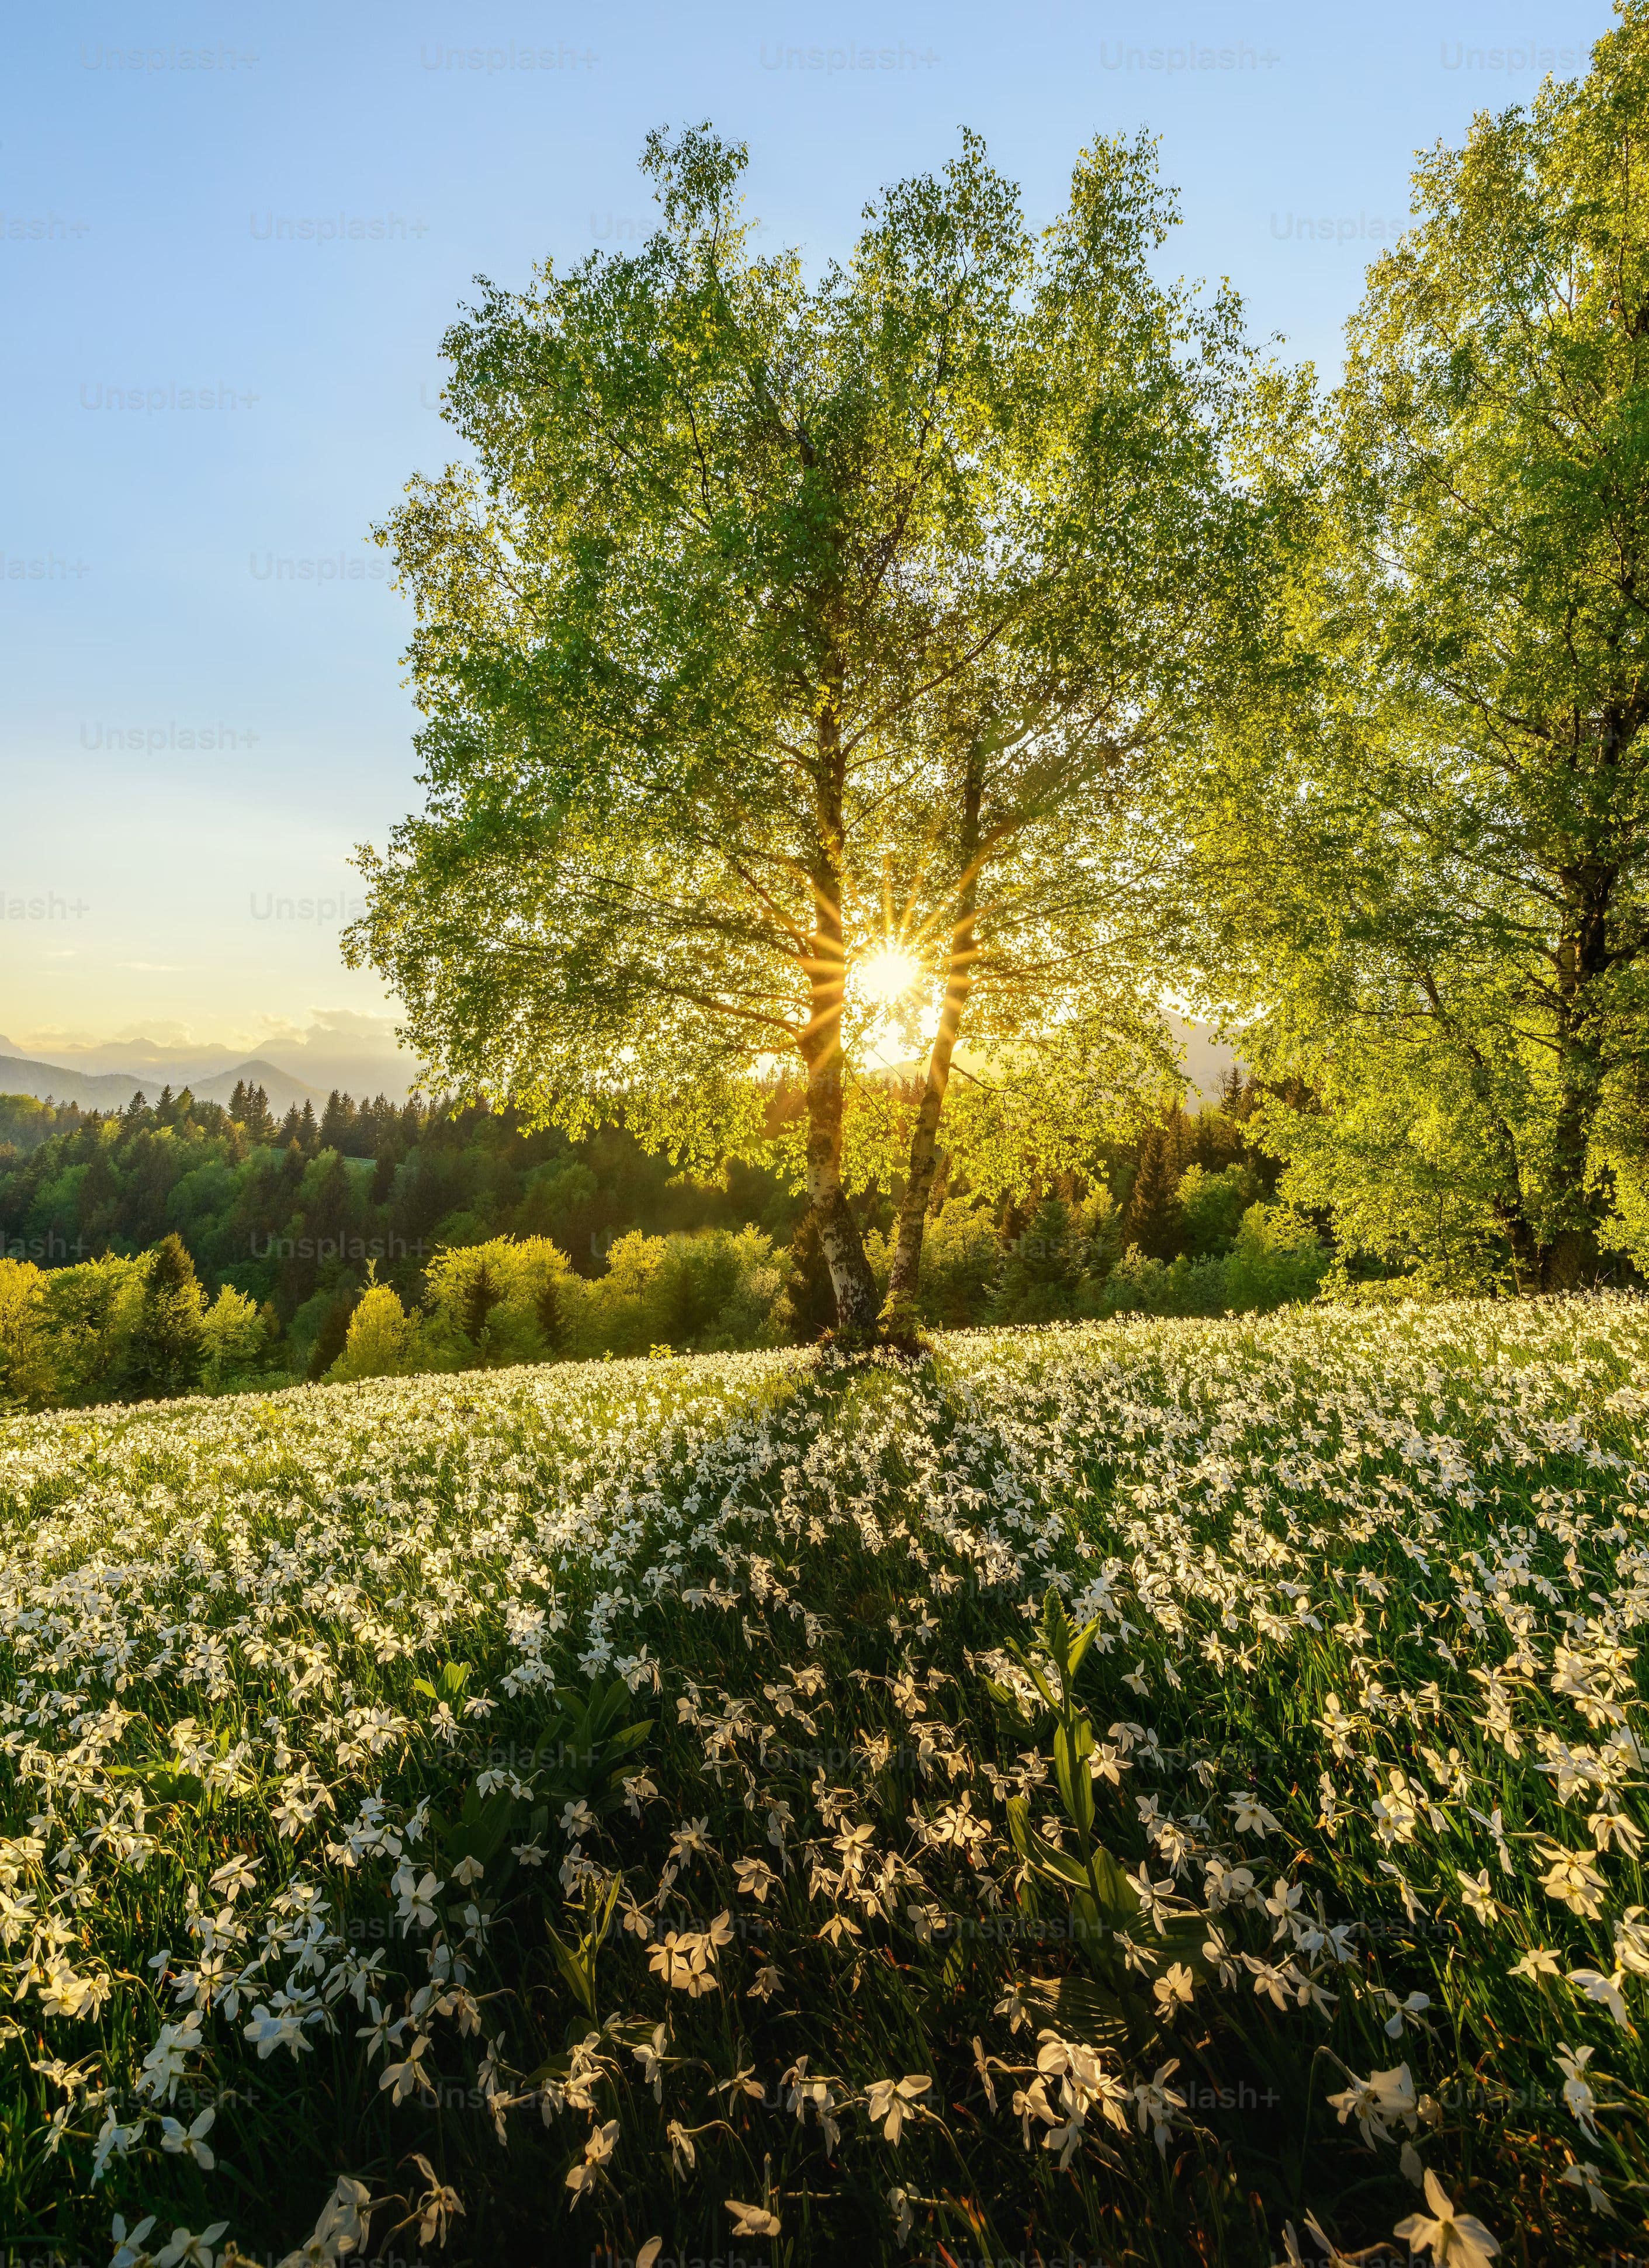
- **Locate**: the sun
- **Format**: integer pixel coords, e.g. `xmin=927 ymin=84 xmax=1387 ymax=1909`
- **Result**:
xmin=859 ymin=946 xmax=921 ymax=1005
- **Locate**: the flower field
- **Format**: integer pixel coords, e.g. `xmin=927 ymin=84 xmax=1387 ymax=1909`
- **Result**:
xmin=1 ymin=1298 xmax=1646 ymax=2267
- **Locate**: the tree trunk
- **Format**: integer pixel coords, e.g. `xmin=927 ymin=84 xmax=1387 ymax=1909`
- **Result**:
xmin=802 ymin=1033 xmax=879 ymax=1336
xmin=803 ymin=672 xmax=880 ymax=1340
xmin=882 ymin=747 xmax=985 ymax=1334
xmin=1539 ymin=877 xmax=1612 ymax=1290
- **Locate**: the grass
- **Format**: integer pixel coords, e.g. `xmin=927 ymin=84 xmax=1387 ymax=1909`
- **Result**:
xmin=0 ymin=1295 xmax=1645 ymax=2267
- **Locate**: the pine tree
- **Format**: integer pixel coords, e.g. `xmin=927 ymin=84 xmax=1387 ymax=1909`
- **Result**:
xmin=318 ymin=1089 xmax=354 ymax=1153
xmin=121 ymin=1232 xmax=206 ymax=1400
xmin=297 ymin=1100 xmax=318 ymax=1155
xmin=245 ymin=1086 xmax=276 ymax=1144
xmin=1125 ymin=1113 xmax=1187 ymax=1260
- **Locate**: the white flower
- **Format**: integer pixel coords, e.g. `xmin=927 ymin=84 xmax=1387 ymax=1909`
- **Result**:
xmin=1556 ymin=2044 xmax=1605 ymax=2142
xmin=1382 ymin=1990 xmax=1432 ymax=2040
xmin=632 ymin=2022 xmax=670 ymax=2101
xmin=1536 ymin=1844 xmax=1607 ymax=1920
xmin=154 ymin=2227 xmax=229 ymax=2268
xmin=994 ymin=1983 xmax=1033 ymax=2033
xmin=1371 ymin=1772 xmax=1420 ymax=1847
xmin=1457 ymin=1869 xmax=1497 ymax=1923
xmin=158 ymin=2107 xmax=216 ymax=2166
xmin=1393 ymin=2169 xmax=1499 ymax=2268
xmin=137 ymin=2012 xmax=204 ymax=2102
xmin=668 ymin=1817 xmax=715 ymax=1867
xmin=1326 ymin=2063 xmax=1418 ymax=2145
xmin=1153 ymin=1962 xmax=1196 ymax=2018
xmin=1614 ymin=1906 xmax=1649 ymax=1976
xmin=1567 ymin=1965 xmax=1632 ymax=2030
xmin=733 ymin=1855 xmax=778 ymax=1902
xmin=92 ymin=2113 xmax=146 ymax=2182
xmin=1226 ymin=1792 xmax=1283 ymax=1837
xmin=1125 ymin=1863 xmax=1180 ymax=1932
xmin=379 ymin=2033 xmax=433 ymax=2104
xmin=1264 ymin=1877 xmax=1304 ymax=1938
xmin=725 ymin=2201 xmax=782 ymax=2238
xmin=304 ymin=2173 xmax=372 ymax=2261
xmin=1130 ymin=2059 xmax=1186 ymax=2156
xmin=864 ymin=2073 xmax=929 ymax=2142
xmin=243 ymin=2003 xmax=315 ymax=2062
xmin=1508 ymin=1946 xmax=1562 ymax=1981
xmin=109 ymin=2217 xmax=157 ymax=2268
xmin=565 ymin=2117 xmax=619 ymax=2202
xmin=1558 ymin=2159 xmax=1612 ymax=2214
xmin=393 ymin=1867 xmax=441 ymax=1930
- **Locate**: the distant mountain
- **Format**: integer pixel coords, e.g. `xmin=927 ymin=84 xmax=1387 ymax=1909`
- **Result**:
xmin=0 ymin=1052 xmax=324 ymax=1117
xmin=186 ymin=1059 xmax=325 ymax=1114
xmin=52 ymin=1036 xmax=247 ymax=1076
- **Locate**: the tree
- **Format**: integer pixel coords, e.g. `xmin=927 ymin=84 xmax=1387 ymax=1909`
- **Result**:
xmin=348 ymin=124 xmax=1254 ymax=1339
xmin=43 ymin=1256 xmax=144 ymax=1405
xmin=319 ymin=1090 xmax=355 ymax=1154
xmin=244 ymin=1084 xmax=276 ymax=1145
xmin=122 ymin=1233 xmax=206 ymax=1400
xmin=0 ymin=1259 xmax=51 ymax=1411
xmin=200 ymin=1284 xmax=269 ymax=1390
xmin=1196 ymin=9 xmax=1649 ymax=1289
xmin=422 ymin=1235 xmax=571 ymax=1366
xmin=1124 ymin=1108 xmax=1188 ymax=1259
xmin=330 ymin=1281 xmax=420 ymax=1382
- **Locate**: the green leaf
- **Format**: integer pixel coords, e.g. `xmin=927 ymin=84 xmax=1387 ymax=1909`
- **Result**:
xmin=441 ymin=1784 xmax=518 ymax=1869
xmin=414 ymin=1659 xmax=472 ymax=1708
xmin=1006 ymin=1797 xmax=1093 ymax=1891
xmin=1019 ymin=1971 xmax=1130 ymax=2055
xmin=1053 ymin=1716 xmax=1095 ymax=1840
xmin=106 ymin=1761 xmax=206 ymax=1807
xmin=1065 ymin=1615 xmax=1103 ymax=1685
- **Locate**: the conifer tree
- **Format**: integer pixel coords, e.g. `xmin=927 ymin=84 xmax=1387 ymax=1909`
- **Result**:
xmin=121 ymin=1232 xmax=206 ymax=1400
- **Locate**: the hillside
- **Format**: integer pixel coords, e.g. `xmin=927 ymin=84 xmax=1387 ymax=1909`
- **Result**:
xmin=0 ymin=1299 xmax=1644 ymax=2263
xmin=0 ymin=1050 xmax=324 ymax=1116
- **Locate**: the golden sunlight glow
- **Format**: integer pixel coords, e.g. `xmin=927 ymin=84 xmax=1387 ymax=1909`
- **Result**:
xmin=859 ymin=946 xmax=922 ymax=1005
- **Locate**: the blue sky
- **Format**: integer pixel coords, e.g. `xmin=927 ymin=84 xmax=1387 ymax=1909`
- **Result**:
xmin=1 ymin=0 xmax=1619 ymax=1081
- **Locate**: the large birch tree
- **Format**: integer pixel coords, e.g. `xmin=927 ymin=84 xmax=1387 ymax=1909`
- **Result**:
xmin=348 ymin=123 xmax=1252 ymax=1336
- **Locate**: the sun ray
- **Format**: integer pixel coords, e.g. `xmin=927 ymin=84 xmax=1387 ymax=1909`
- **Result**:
xmin=859 ymin=946 xmax=922 ymax=1006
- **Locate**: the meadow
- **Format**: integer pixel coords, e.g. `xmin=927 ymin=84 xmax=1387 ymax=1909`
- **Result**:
xmin=0 ymin=1295 xmax=1644 ymax=2267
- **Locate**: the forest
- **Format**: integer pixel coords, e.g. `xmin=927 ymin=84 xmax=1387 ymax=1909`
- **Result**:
xmin=0 ymin=1071 xmax=1331 ymax=1406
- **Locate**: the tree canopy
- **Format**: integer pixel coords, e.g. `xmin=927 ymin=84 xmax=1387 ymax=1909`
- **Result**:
xmin=348 ymin=122 xmax=1258 ymax=1336
xmin=1191 ymin=2 xmax=1649 ymax=1290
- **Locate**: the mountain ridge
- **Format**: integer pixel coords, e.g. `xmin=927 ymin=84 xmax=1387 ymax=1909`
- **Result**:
xmin=0 ymin=1052 xmax=325 ymax=1116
